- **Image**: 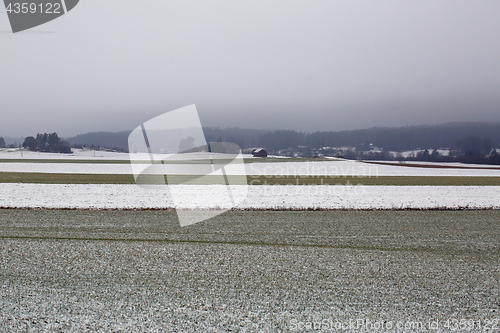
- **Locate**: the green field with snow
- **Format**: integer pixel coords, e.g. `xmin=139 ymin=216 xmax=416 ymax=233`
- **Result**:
xmin=1 ymin=209 xmax=499 ymax=331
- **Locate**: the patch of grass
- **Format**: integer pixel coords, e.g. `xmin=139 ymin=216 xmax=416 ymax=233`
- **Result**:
xmin=0 ymin=172 xmax=135 ymax=184
xmin=1 ymin=209 xmax=499 ymax=329
xmin=243 ymin=157 xmax=333 ymax=163
xmin=1 ymin=172 xmax=500 ymax=185
xmin=248 ymin=175 xmax=500 ymax=186
xmin=1 ymin=209 xmax=499 ymax=254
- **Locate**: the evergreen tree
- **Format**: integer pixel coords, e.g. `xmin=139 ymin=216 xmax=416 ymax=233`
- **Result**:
xmin=23 ymin=136 xmax=37 ymax=151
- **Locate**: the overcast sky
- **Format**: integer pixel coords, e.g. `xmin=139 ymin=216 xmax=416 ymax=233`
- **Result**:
xmin=1 ymin=0 xmax=500 ymax=138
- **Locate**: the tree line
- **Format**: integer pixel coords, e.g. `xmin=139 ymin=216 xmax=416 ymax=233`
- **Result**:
xmin=22 ymin=133 xmax=72 ymax=153
xmin=5 ymin=121 xmax=499 ymax=162
xmin=204 ymin=122 xmax=500 ymax=152
xmin=61 ymin=122 xmax=500 ymax=154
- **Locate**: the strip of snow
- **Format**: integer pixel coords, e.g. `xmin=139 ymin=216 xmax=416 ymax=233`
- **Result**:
xmin=244 ymin=161 xmax=500 ymax=177
xmin=2 ymin=160 xmax=500 ymax=177
xmin=0 ymin=184 xmax=498 ymax=209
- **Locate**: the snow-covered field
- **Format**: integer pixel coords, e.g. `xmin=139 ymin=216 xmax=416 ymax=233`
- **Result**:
xmin=2 ymin=160 xmax=500 ymax=177
xmin=245 ymin=161 xmax=500 ymax=177
xmin=2 ymin=148 xmax=500 ymax=176
xmin=2 ymin=149 xmax=500 ymax=210
xmin=1 ymin=183 xmax=499 ymax=209
xmin=0 ymin=148 xmax=131 ymax=160
xmin=0 ymin=148 xmax=256 ymax=161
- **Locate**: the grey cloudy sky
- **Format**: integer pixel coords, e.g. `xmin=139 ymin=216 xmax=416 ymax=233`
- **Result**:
xmin=1 ymin=0 xmax=500 ymax=137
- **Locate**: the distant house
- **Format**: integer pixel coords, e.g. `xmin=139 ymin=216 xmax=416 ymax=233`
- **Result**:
xmin=252 ymin=148 xmax=268 ymax=157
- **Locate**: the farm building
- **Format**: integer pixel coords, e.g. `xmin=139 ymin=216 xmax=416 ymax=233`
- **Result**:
xmin=252 ymin=148 xmax=268 ymax=157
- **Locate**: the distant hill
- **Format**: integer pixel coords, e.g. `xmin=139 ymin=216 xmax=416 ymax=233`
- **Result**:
xmin=65 ymin=122 xmax=500 ymax=153
xmin=66 ymin=131 xmax=131 ymax=151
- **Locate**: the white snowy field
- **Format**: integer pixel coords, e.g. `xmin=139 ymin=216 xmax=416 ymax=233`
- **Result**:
xmin=0 ymin=148 xmax=255 ymax=161
xmin=2 ymin=149 xmax=500 ymax=210
xmin=2 ymin=160 xmax=500 ymax=177
xmin=1 ymin=183 xmax=499 ymax=209
xmin=0 ymin=148 xmax=132 ymax=160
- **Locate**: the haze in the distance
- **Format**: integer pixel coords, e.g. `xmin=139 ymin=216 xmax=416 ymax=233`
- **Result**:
xmin=1 ymin=0 xmax=500 ymax=137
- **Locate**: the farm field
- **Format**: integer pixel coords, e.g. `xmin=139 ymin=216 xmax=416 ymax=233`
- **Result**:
xmin=2 ymin=160 xmax=500 ymax=177
xmin=1 ymin=152 xmax=500 ymax=331
xmin=1 ymin=172 xmax=500 ymax=185
xmin=1 ymin=210 xmax=499 ymax=331
xmin=1 ymin=184 xmax=500 ymax=210
xmin=1 ymin=151 xmax=499 ymax=210
xmin=2 ymin=149 xmax=500 ymax=177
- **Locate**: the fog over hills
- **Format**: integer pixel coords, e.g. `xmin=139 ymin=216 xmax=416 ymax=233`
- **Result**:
xmin=2 ymin=1 xmax=500 ymax=137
